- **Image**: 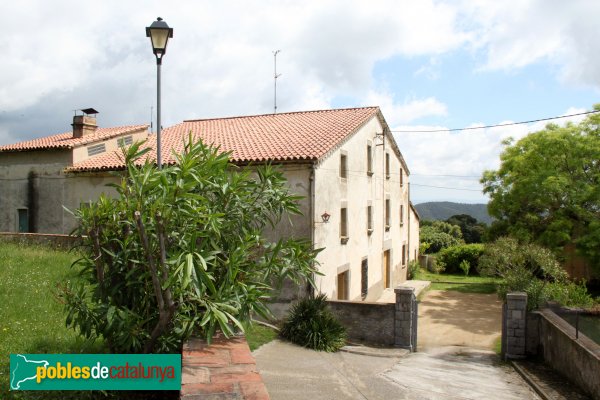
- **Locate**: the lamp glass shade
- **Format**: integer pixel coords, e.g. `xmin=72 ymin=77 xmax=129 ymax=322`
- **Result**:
xmin=150 ymin=28 xmax=170 ymax=54
xmin=146 ymin=18 xmax=173 ymax=56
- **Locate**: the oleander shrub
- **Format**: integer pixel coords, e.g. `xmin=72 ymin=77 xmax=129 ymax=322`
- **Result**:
xmin=280 ymin=294 xmax=346 ymax=352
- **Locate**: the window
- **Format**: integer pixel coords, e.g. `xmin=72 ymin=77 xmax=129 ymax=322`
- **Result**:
xmin=402 ymin=244 xmax=407 ymax=266
xmin=367 ymin=145 xmax=373 ymax=175
xmin=400 ymin=204 xmax=404 ymax=226
xmin=367 ymin=205 xmax=373 ymax=234
xmin=17 ymin=208 xmax=28 ymax=233
xmin=340 ymin=154 xmax=348 ymax=178
xmin=337 ymin=271 xmax=349 ymax=300
xmin=87 ymin=143 xmax=106 ymax=157
xmin=361 ymin=259 xmax=368 ymax=300
xmin=117 ymin=135 xmax=133 ymax=147
xmin=385 ymin=199 xmax=390 ymax=230
xmin=340 ymin=207 xmax=348 ymax=244
xmin=385 ymin=153 xmax=390 ymax=179
xmin=400 ymin=167 xmax=404 ymax=186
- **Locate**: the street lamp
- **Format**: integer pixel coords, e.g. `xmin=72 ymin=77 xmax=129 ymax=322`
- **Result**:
xmin=146 ymin=17 xmax=173 ymax=169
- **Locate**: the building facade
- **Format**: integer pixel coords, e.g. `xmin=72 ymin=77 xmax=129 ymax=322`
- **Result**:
xmin=0 ymin=107 xmax=419 ymax=303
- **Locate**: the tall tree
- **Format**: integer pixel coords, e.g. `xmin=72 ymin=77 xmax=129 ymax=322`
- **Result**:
xmin=445 ymin=214 xmax=486 ymax=243
xmin=481 ymin=106 xmax=600 ymax=273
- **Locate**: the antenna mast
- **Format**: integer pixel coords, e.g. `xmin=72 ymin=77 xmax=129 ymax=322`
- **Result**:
xmin=273 ymin=50 xmax=281 ymax=114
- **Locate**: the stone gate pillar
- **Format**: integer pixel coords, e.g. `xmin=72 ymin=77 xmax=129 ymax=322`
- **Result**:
xmin=504 ymin=292 xmax=528 ymax=360
xmin=394 ymin=286 xmax=418 ymax=351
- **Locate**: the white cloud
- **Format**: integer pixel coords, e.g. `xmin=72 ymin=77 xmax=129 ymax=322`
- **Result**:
xmin=395 ymin=107 xmax=590 ymax=203
xmin=462 ymin=0 xmax=600 ymax=89
xmin=365 ymin=92 xmax=448 ymax=126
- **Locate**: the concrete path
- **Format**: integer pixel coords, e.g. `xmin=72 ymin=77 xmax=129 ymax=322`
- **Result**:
xmin=254 ymin=340 xmax=539 ymax=399
xmin=418 ymin=289 xmax=503 ymax=350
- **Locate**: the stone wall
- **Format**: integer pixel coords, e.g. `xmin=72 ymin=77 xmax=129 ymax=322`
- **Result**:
xmin=328 ymin=286 xmax=417 ymax=348
xmin=0 ymin=232 xmax=81 ymax=249
xmin=502 ymin=292 xmax=600 ymax=399
xmin=327 ymin=300 xmax=396 ymax=346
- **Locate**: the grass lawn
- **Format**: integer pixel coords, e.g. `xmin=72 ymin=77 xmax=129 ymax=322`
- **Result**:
xmin=245 ymin=324 xmax=278 ymax=351
xmin=415 ymin=268 xmax=501 ymax=294
xmin=0 ymin=241 xmax=277 ymax=398
xmin=0 ymin=242 xmax=107 ymax=399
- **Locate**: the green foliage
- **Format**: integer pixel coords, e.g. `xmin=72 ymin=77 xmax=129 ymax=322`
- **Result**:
xmin=280 ymin=294 xmax=346 ymax=352
xmin=459 ymin=260 xmax=471 ymax=276
xmin=420 ymin=220 xmax=464 ymax=253
xmin=59 ymin=137 xmax=320 ymax=353
xmin=437 ymin=243 xmax=485 ymax=274
xmin=407 ymin=260 xmax=420 ymax=280
xmin=482 ymin=106 xmax=600 ymax=272
xmin=479 ymin=237 xmax=592 ymax=310
xmin=445 ymin=214 xmax=487 ymax=243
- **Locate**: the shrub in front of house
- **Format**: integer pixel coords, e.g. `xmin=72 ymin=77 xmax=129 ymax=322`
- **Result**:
xmin=280 ymin=294 xmax=346 ymax=352
xmin=437 ymin=243 xmax=485 ymax=274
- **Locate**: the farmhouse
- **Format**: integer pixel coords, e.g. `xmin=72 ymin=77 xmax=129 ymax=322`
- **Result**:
xmin=0 ymin=106 xmax=419 ymax=302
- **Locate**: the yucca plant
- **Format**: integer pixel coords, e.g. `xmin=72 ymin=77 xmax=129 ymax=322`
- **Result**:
xmin=280 ymin=294 xmax=346 ymax=352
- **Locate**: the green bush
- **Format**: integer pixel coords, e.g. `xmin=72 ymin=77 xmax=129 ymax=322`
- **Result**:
xmin=437 ymin=244 xmax=485 ymax=274
xmin=407 ymin=260 xmax=420 ymax=280
xmin=280 ymin=294 xmax=346 ymax=352
xmin=479 ymin=237 xmax=593 ymax=310
xmin=59 ymin=138 xmax=320 ymax=353
xmin=459 ymin=260 xmax=471 ymax=276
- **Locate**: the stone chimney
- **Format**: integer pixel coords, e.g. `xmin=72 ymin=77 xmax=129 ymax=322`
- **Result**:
xmin=72 ymin=114 xmax=98 ymax=138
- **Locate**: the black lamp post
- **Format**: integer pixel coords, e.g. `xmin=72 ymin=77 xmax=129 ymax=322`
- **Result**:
xmin=146 ymin=17 xmax=173 ymax=169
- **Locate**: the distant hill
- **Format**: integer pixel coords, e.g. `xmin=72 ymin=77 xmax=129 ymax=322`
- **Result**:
xmin=415 ymin=202 xmax=492 ymax=225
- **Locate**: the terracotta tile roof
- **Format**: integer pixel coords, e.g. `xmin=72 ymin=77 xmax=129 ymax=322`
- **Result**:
xmin=69 ymin=107 xmax=381 ymax=172
xmin=0 ymin=125 xmax=149 ymax=153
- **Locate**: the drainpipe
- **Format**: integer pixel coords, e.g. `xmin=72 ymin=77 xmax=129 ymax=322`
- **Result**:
xmin=308 ymin=163 xmax=316 ymax=298
xmin=407 ymin=182 xmax=411 ymax=263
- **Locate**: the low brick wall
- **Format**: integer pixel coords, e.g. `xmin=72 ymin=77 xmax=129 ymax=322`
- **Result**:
xmin=181 ymin=334 xmax=269 ymax=399
xmin=0 ymin=232 xmax=81 ymax=249
xmin=528 ymin=309 xmax=600 ymax=399
xmin=327 ymin=300 xmax=396 ymax=346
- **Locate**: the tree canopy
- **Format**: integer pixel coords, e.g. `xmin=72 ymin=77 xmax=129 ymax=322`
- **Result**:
xmin=445 ymin=214 xmax=486 ymax=243
xmin=420 ymin=220 xmax=464 ymax=253
xmin=60 ymin=137 xmax=320 ymax=353
xmin=481 ymin=106 xmax=600 ymax=272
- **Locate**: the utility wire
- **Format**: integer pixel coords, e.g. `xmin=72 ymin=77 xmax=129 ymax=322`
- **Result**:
xmin=411 ymin=183 xmax=482 ymax=192
xmin=391 ymin=110 xmax=600 ymax=133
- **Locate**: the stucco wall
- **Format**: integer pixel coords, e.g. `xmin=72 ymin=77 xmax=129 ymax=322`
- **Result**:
xmin=408 ymin=206 xmax=420 ymax=263
xmin=313 ymin=116 xmax=412 ymax=301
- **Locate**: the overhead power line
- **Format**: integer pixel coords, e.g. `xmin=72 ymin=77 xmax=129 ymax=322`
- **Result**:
xmin=391 ymin=110 xmax=600 ymax=133
xmin=411 ymin=183 xmax=482 ymax=192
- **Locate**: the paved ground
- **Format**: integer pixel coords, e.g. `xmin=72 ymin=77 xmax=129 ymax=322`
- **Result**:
xmin=418 ymin=289 xmax=503 ymax=350
xmin=254 ymin=290 xmax=539 ymax=399
xmin=254 ymin=340 xmax=539 ymax=399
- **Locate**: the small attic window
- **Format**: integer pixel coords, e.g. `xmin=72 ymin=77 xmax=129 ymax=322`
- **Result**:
xmin=117 ymin=136 xmax=133 ymax=147
xmin=87 ymin=143 xmax=106 ymax=157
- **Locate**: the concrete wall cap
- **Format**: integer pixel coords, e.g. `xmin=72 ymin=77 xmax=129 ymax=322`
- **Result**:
xmin=506 ymin=292 xmax=527 ymax=300
xmin=394 ymin=286 xmax=415 ymax=294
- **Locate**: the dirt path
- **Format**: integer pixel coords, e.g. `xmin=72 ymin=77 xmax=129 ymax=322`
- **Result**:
xmin=418 ymin=289 xmax=503 ymax=350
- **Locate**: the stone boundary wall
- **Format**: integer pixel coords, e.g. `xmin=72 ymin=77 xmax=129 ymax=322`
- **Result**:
xmin=503 ymin=292 xmax=600 ymax=399
xmin=181 ymin=334 xmax=270 ymax=399
xmin=0 ymin=232 xmax=81 ymax=248
xmin=327 ymin=300 xmax=396 ymax=345
xmin=528 ymin=309 xmax=600 ymax=399
xmin=328 ymin=286 xmax=417 ymax=349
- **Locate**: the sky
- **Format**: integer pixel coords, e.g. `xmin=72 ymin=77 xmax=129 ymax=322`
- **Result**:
xmin=0 ymin=0 xmax=598 ymax=204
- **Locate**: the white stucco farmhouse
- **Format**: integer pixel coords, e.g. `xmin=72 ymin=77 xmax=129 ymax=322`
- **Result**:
xmin=0 ymin=106 xmax=419 ymax=302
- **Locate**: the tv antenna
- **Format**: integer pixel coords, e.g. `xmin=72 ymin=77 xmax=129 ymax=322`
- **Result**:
xmin=273 ymin=50 xmax=281 ymax=114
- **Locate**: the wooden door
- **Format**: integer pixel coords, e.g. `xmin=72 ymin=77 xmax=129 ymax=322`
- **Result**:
xmin=383 ymin=250 xmax=391 ymax=288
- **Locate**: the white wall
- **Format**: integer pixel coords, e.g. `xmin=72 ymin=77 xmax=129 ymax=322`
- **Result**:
xmin=312 ymin=115 xmax=412 ymax=301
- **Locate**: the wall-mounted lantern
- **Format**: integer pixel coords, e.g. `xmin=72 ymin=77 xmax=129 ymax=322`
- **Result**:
xmin=321 ymin=212 xmax=331 ymax=223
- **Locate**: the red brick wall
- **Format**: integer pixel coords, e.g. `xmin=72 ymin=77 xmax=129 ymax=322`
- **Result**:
xmin=181 ymin=334 xmax=269 ymax=399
